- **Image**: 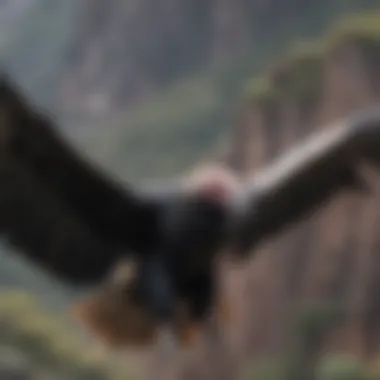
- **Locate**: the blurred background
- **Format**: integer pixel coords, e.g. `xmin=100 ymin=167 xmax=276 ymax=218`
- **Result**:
xmin=2 ymin=0 xmax=380 ymax=379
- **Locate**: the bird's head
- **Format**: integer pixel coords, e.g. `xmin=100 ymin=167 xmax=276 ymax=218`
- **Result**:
xmin=183 ymin=163 xmax=240 ymax=205
xmin=157 ymin=163 xmax=240 ymax=272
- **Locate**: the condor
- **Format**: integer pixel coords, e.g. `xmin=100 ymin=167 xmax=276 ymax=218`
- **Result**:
xmin=1 ymin=74 xmax=380 ymax=348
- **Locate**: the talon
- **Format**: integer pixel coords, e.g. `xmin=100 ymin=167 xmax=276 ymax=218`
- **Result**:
xmin=217 ymin=296 xmax=234 ymax=328
xmin=70 ymin=297 xmax=127 ymax=346
xmin=177 ymin=323 xmax=203 ymax=348
xmin=70 ymin=287 xmax=158 ymax=349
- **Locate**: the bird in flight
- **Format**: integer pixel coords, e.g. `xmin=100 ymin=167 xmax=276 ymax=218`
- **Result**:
xmin=1 ymin=73 xmax=380 ymax=349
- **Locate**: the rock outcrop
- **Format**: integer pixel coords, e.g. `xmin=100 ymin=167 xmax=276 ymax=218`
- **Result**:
xmin=230 ymin=10 xmax=380 ymax=362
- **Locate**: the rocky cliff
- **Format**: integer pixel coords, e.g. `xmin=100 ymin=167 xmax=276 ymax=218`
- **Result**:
xmin=229 ymin=8 xmax=380 ymax=372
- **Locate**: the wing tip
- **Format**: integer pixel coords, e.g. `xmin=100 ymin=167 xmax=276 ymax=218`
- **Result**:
xmin=0 ymin=70 xmax=14 ymax=90
xmin=348 ymin=106 xmax=380 ymax=138
xmin=0 ymin=71 xmax=25 ymax=108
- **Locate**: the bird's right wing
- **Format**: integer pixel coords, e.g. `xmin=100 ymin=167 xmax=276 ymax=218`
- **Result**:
xmin=230 ymin=108 xmax=380 ymax=256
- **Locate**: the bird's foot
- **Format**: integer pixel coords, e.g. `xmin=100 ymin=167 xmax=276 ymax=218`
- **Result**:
xmin=70 ymin=290 xmax=158 ymax=349
xmin=216 ymin=295 xmax=234 ymax=329
xmin=176 ymin=322 xmax=204 ymax=348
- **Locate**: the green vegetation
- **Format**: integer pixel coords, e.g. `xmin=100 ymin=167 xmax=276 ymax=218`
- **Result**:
xmin=317 ymin=356 xmax=368 ymax=380
xmin=245 ymin=302 xmax=375 ymax=380
xmin=246 ymin=8 xmax=380 ymax=115
xmin=0 ymin=291 xmax=139 ymax=380
xmin=247 ymin=359 xmax=291 ymax=380
xmin=98 ymin=74 xmax=226 ymax=179
xmin=294 ymin=302 xmax=346 ymax=343
xmin=287 ymin=302 xmax=346 ymax=380
xmin=0 ymin=247 xmax=75 ymax=311
xmin=247 ymin=356 xmax=372 ymax=380
xmin=247 ymin=41 xmax=324 ymax=109
xmin=325 ymin=10 xmax=380 ymax=53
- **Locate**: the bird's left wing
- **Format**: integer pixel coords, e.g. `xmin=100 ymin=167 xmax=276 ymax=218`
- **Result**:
xmin=230 ymin=108 xmax=380 ymax=256
xmin=0 ymin=73 xmax=183 ymax=257
xmin=0 ymin=158 xmax=120 ymax=285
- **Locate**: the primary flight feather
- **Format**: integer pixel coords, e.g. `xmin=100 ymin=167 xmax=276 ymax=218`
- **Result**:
xmin=1 ymin=73 xmax=380 ymax=348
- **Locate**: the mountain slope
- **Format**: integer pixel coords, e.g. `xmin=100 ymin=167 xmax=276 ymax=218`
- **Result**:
xmin=87 ymin=0 xmax=380 ymax=180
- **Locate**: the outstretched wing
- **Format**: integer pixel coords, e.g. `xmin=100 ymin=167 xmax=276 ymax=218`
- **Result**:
xmin=0 ymin=73 xmax=180 ymax=285
xmin=231 ymin=108 xmax=380 ymax=256
xmin=0 ymin=158 xmax=119 ymax=285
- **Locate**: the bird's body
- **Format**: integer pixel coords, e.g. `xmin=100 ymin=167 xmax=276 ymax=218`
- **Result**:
xmin=2 ymin=73 xmax=380 ymax=349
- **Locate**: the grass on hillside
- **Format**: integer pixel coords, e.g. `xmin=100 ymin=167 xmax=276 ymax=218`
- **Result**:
xmin=0 ymin=291 xmax=140 ymax=380
xmin=246 ymin=9 xmax=380 ymax=112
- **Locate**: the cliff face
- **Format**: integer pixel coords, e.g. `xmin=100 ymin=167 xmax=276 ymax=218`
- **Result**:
xmin=229 ymin=12 xmax=380 ymax=363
